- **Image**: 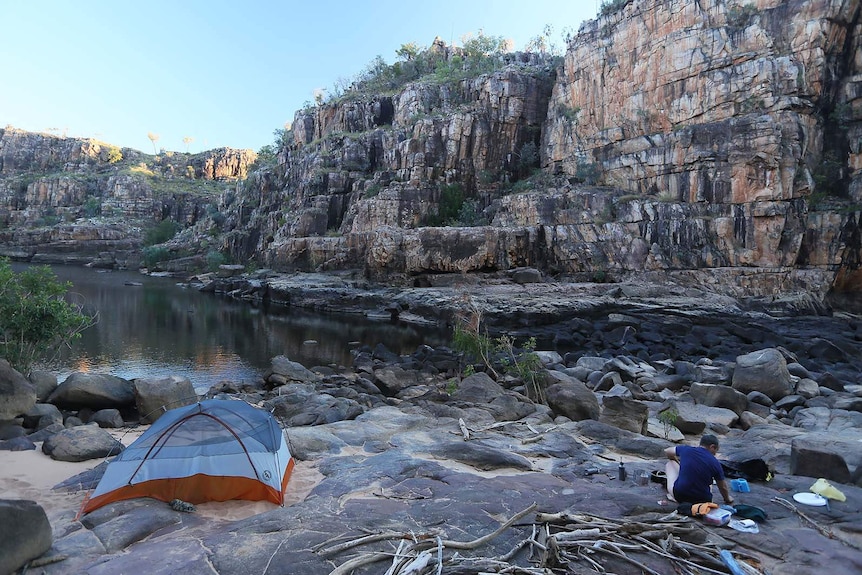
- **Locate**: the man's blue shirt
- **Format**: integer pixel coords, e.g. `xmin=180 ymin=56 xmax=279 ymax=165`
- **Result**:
xmin=673 ymin=445 xmax=725 ymax=503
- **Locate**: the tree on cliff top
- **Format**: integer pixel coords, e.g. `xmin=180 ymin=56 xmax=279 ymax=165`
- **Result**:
xmin=0 ymin=259 xmax=96 ymax=375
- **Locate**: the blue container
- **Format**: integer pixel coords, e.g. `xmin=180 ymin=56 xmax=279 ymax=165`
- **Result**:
xmin=730 ymin=478 xmax=750 ymax=493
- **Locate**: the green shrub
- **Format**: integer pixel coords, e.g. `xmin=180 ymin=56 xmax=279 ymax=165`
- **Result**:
xmin=0 ymin=259 xmax=95 ymax=374
xmin=425 ymin=183 xmax=465 ymax=226
xmin=454 ymin=200 xmax=488 ymax=226
xmin=144 ymin=220 xmax=180 ymax=246
xmin=141 ymin=246 xmax=170 ymax=268
xmin=600 ymin=0 xmax=631 ymax=17
xmin=205 ymin=250 xmax=227 ymax=272
xmin=516 ymin=141 xmax=540 ymax=176
xmin=105 ymin=146 xmax=123 ymax=163
xmin=82 ymin=197 xmax=101 ymax=217
xmin=575 ymin=161 xmax=600 ymax=185
xmin=727 ymin=3 xmax=759 ymax=29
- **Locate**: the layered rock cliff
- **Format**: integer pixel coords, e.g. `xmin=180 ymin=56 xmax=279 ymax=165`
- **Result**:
xmin=1 ymin=0 xmax=861 ymax=305
xmin=207 ymin=0 xmax=862 ymax=302
xmin=0 ymin=127 xmax=255 ymax=266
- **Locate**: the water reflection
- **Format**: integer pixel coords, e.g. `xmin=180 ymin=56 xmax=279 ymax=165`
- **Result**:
xmin=14 ymin=264 xmax=450 ymax=392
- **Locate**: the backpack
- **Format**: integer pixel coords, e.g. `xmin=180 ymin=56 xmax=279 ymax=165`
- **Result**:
xmin=720 ymin=458 xmax=772 ymax=482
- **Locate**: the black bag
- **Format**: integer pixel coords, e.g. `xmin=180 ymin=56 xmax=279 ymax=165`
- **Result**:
xmin=720 ymin=458 xmax=772 ymax=482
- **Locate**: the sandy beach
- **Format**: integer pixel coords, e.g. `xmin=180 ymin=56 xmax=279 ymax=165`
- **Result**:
xmin=0 ymin=426 xmax=323 ymax=529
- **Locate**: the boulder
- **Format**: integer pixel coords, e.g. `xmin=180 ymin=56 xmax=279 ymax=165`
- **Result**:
xmin=47 ymin=372 xmax=134 ymax=410
xmin=0 ymin=359 xmax=37 ymax=420
xmin=599 ymin=395 xmax=648 ymax=434
xmin=792 ymin=407 xmax=862 ymax=432
xmin=689 ymin=383 xmax=749 ymax=416
xmin=22 ymin=403 xmax=63 ymax=429
xmin=795 ymin=378 xmax=820 ymax=399
xmin=544 ymin=372 xmax=600 ymax=422
xmin=88 ymin=501 xmax=182 ymax=553
xmin=669 ymin=402 xmax=738 ymax=435
xmin=28 ymin=370 xmax=58 ymax=402
xmin=0 ymin=421 xmax=25 ymax=440
xmin=731 ymin=348 xmax=794 ymax=401
xmin=0 ymin=499 xmax=52 ymax=575
xmin=373 ymin=365 xmax=421 ymax=395
xmin=450 ymin=372 xmax=506 ymax=404
xmin=41 ymin=424 xmax=125 ymax=462
xmin=265 ymin=385 xmax=364 ymax=427
xmin=0 ymin=436 xmax=36 ymax=451
xmin=790 ymin=433 xmax=858 ymax=484
xmin=133 ymin=376 xmax=197 ymax=423
xmin=91 ymin=408 xmax=125 ymax=428
xmin=265 ymin=355 xmax=320 ymax=386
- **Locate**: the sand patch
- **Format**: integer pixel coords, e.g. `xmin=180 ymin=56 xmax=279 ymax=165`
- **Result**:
xmin=0 ymin=437 xmax=323 ymax=524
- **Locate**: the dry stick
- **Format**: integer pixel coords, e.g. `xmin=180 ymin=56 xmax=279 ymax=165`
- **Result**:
xmin=771 ymin=496 xmax=862 ymax=551
xmin=589 ymin=541 xmax=664 ymax=575
xmin=428 ymin=503 xmax=539 ymax=551
xmin=328 ymin=552 xmax=393 ymax=575
xmin=311 ymin=530 xmax=355 ymax=553
xmin=458 ymin=418 xmax=471 ymax=440
xmin=319 ymin=531 xmax=407 ymax=557
xmin=574 ymin=548 xmax=606 ymax=573
xmin=384 ymin=539 xmax=408 ymax=575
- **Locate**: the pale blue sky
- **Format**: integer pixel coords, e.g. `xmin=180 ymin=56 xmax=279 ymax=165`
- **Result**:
xmin=1 ymin=1 xmax=599 ymax=153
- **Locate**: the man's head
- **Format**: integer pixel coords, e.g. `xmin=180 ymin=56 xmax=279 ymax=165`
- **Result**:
xmin=700 ymin=434 xmax=719 ymax=454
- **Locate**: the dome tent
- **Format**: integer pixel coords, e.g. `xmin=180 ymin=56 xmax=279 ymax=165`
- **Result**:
xmin=80 ymin=399 xmax=294 ymax=515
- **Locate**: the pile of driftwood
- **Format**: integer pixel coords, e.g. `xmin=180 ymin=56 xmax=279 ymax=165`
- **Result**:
xmin=315 ymin=503 xmax=768 ymax=575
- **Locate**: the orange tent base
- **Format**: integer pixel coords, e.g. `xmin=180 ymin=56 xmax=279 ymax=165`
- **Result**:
xmin=81 ymin=459 xmax=294 ymax=514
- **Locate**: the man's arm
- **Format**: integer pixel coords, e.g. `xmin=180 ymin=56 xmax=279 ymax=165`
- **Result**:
xmin=664 ymin=446 xmax=679 ymax=461
xmin=717 ymin=479 xmax=734 ymax=505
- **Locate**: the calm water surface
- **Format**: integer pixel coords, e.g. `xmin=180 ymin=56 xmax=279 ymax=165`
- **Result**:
xmin=16 ymin=264 xmax=449 ymax=393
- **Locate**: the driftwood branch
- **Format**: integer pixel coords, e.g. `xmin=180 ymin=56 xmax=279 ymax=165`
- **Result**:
xmin=771 ymin=496 xmax=862 ymax=551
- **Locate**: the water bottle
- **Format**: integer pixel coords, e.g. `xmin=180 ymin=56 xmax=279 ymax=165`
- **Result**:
xmin=618 ymin=461 xmax=627 ymax=482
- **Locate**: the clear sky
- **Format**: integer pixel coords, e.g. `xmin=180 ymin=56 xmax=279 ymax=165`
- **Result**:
xmin=1 ymin=1 xmax=600 ymax=154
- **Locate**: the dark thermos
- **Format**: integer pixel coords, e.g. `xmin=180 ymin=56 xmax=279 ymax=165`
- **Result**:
xmin=618 ymin=461 xmax=627 ymax=481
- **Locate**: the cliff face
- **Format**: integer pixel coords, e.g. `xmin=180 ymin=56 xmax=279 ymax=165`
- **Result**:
xmin=214 ymin=0 xmax=861 ymax=301
xmin=1 ymin=0 xmax=861 ymax=303
xmin=0 ymin=127 xmax=255 ymax=266
xmin=540 ymin=0 xmax=862 ymax=295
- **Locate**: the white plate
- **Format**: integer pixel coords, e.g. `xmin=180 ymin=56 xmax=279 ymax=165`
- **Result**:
xmin=793 ymin=492 xmax=827 ymax=506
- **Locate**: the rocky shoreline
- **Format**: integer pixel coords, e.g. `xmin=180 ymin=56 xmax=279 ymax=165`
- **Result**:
xmin=2 ymin=277 xmax=862 ymax=574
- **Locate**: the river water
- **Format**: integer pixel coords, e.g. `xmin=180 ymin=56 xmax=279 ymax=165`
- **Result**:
xmin=15 ymin=264 xmax=449 ymax=393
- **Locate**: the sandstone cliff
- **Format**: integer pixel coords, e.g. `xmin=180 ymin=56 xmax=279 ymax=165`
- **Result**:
xmin=208 ymin=0 xmax=862 ymax=302
xmin=0 ymin=127 xmax=255 ymax=266
xmin=1 ymin=0 xmax=861 ymax=304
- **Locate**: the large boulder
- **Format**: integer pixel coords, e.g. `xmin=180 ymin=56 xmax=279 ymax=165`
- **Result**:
xmin=41 ymin=424 xmax=125 ymax=462
xmin=599 ymin=395 xmax=648 ymax=434
xmin=790 ymin=433 xmax=860 ymax=484
xmin=0 ymin=359 xmax=37 ymax=420
xmin=265 ymin=384 xmax=364 ymax=427
xmin=22 ymin=403 xmax=63 ymax=429
xmin=133 ymin=376 xmax=198 ymax=424
xmin=28 ymin=370 xmax=58 ymax=402
xmin=544 ymin=372 xmax=600 ymax=422
xmin=0 ymin=499 xmax=52 ymax=574
xmin=373 ymin=365 xmax=421 ymax=395
xmin=265 ymin=355 xmax=320 ymax=387
xmin=47 ymin=372 xmax=134 ymax=410
xmin=689 ymin=383 xmax=749 ymax=416
xmin=731 ymin=348 xmax=794 ymax=401
xmin=666 ymin=402 xmax=738 ymax=435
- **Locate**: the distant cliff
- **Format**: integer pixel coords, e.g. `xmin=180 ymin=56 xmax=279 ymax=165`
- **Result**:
xmin=0 ymin=127 xmax=255 ymax=267
xmin=1 ymin=0 xmax=861 ymax=305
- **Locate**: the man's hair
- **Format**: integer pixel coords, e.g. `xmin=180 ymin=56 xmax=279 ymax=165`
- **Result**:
xmin=700 ymin=434 xmax=719 ymax=448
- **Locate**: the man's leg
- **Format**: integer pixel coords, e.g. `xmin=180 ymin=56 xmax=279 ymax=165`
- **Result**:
xmin=665 ymin=460 xmax=680 ymax=502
